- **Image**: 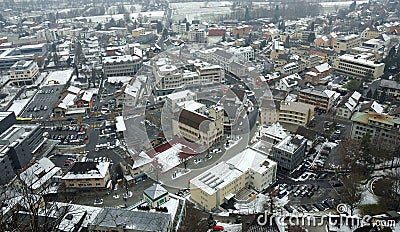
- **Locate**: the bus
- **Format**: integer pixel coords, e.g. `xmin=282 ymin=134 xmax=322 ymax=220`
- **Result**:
xmin=16 ymin=117 xmax=33 ymax=122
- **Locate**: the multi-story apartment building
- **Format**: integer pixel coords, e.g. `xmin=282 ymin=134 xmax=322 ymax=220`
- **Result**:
xmin=102 ymin=55 xmax=142 ymax=77
xmin=0 ymin=124 xmax=44 ymax=170
xmin=333 ymin=54 xmax=385 ymax=79
xmin=190 ymin=148 xmax=277 ymax=210
xmin=187 ymin=29 xmax=206 ymax=43
xmin=260 ymin=100 xmax=315 ymax=127
xmin=278 ymin=101 xmax=315 ymax=126
xmin=271 ymin=135 xmax=307 ymax=172
xmin=154 ymin=59 xmax=224 ymax=90
xmin=194 ymin=62 xmax=225 ymax=83
xmin=172 ymin=23 xmax=187 ymax=34
xmin=8 ymin=60 xmax=39 ymax=86
xmin=228 ymin=46 xmax=255 ymax=61
xmin=377 ymin=79 xmax=400 ymax=102
xmin=333 ymin=34 xmax=362 ymax=54
xmin=62 ymin=162 xmax=111 ymax=189
xmin=270 ymin=41 xmax=285 ymax=60
xmin=350 ymin=112 xmax=400 ymax=151
xmin=298 ymin=88 xmax=336 ymax=112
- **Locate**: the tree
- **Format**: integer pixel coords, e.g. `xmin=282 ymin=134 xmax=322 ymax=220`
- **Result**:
xmin=244 ymin=6 xmax=250 ymax=21
xmin=349 ymin=0 xmax=357 ymax=11
xmin=284 ymin=35 xmax=290 ymax=48
xmin=366 ymin=89 xmax=372 ymax=98
xmin=307 ymin=32 xmax=316 ymax=43
xmin=344 ymin=79 xmax=362 ymax=92
xmin=309 ymin=21 xmax=315 ymax=31
xmin=156 ymin=21 xmax=163 ymax=34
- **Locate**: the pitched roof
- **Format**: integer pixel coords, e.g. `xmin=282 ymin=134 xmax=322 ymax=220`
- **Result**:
xmin=143 ymin=184 xmax=168 ymax=201
xmin=176 ymin=109 xmax=212 ymax=130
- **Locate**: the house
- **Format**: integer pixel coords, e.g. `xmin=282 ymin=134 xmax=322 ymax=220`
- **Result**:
xmin=121 ymin=151 xmax=152 ymax=185
xmin=314 ymin=33 xmax=337 ymax=48
xmin=143 ymin=184 xmax=169 ymax=208
xmin=359 ymin=100 xmax=384 ymax=114
xmin=115 ymin=79 xmax=143 ymax=108
xmin=53 ymin=89 xmax=94 ymax=116
xmin=15 ymin=157 xmax=62 ymax=194
xmin=377 ymin=79 xmax=400 ymax=102
xmin=62 ymin=162 xmax=111 ymax=189
xmin=336 ymin=91 xmax=362 ymax=119
xmin=165 ymin=90 xmax=197 ymax=112
xmin=304 ymin=63 xmax=331 ymax=84
xmin=275 ymin=73 xmax=301 ymax=92
xmin=89 ymin=208 xmax=172 ymax=232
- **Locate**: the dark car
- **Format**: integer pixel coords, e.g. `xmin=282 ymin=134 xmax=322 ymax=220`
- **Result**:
xmin=314 ymin=203 xmax=325 ymax=211
xmin=307 ymin=191 xmax=314 ymax=198
xmin=284 ymin=205 xmax=294 ymax=213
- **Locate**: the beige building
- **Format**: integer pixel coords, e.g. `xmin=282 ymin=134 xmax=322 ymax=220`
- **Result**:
xmin=298 ymin=88 xmax=336 ymax=113
xmin=8 ymin=60 xmax=39 ymax=86
xmin=190 ymin=148 xmax=277 ymax=210
xmin=350 ymin=112 xmax=400 ymax=151
xmin=260 ymin=100 xmax=315 ymax=126
xmin=260 ymin=98 xmax=278 ymax=126
xmin=173 ymin=106 xmax=224 ymax=146
xmin=154 ymin=59 xmax=224 ymax=90
xmin=62 ymin=162 xmax=111 ymax=189
xmin=132 ymin=27 xmax=145 ymax=37
xmin=278 ymin=101 xmax=315 ymax=126
xmin=333 ymin=34 xmax=361 ymax=54
xmin=333 ymin=54 xmax=385 ymax=79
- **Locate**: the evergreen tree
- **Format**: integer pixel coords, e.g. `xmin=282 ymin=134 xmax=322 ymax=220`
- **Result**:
xmin=245 ymin=6 xmax=250 ymax=21
xmin=307 ymin=32 xmax=316 ymax=43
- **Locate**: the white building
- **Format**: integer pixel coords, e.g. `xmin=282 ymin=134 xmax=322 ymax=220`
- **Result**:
xmin=165 ymin=90 xmax=197 ymax=111
xmin=333 ymin=54 xmax=385 ymax=78
xmin=8 ymin=60 xmax=39 ymax=86
xmin=16 ymin=157 xmax=62 ymax=194
xmin=275 ymin=73 xmax=301 ymax=92
xmin=190 ymin=148 xmax=277 ymax=210
xmin=336 ymin=91 xmax=362 ymax=119
xmin=154 ymin=58 xmax=224 ymax=90
xmin=228 ymin=46 xmax=255 ymax=61
xmin=102 ymin=55 xmax=142 ymax=77
xmin=172 ymin=23 xmax=187 ymax=34
xmin=115 ymin=79 xmax=143 ymax=107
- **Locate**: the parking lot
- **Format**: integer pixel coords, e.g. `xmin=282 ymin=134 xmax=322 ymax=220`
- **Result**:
xmin=45 ymin=124 xmax=88 ymax=146
xmin=270 ymin=169 xmax=343 ymax=214
xmin=21 ymin=85 xmax=64 ymax=119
